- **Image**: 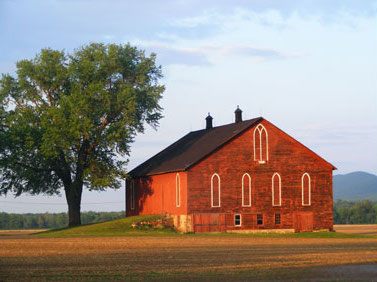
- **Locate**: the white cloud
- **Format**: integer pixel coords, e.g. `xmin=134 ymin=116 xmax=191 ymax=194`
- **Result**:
xmin=135 ymin=40 xmax=300 ymax=66
xmin=169 ymin=12 xmax=215 ymax=28
xmin=211 ymin=45 xmax=303 ymax=59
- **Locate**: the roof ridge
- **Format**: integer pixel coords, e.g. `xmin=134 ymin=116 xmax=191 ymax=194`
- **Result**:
xmin=188 ymin=117 xmax=263 ymax=134
xmin=129 ymin=117 xmax=263 ymax=177
xmin=128 ymin=131 xmax=196 ymax=175
xmin=184 ymin=117 xmax=263 ymax=170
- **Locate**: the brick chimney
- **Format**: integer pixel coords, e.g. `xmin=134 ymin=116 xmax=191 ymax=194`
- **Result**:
xmin=205 ymin=113 xmax=213 ymax=129
xmin=235 ymin=106 xmax=242 ymax=123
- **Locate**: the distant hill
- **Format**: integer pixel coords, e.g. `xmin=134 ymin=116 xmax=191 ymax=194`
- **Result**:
xmin=333 ymin=171 xmax=377 ymax=201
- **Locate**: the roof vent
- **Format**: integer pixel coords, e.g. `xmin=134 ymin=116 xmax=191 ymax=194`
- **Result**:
xmin=205 ymin=113 xmax=213 ymax=129
xmin=235 ymin=106 xmax=242 ymax=123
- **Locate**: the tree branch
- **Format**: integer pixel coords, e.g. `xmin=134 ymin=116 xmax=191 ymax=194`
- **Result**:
xmin=30 ymin=97 xmax=40 ymax=109
xmin=46 ymin=90 xmax=54 ymax=107
xmin=88 ymin=116 xmax=110 ymax=152
xmin=13 ymin=100 xmax=27 ymax=110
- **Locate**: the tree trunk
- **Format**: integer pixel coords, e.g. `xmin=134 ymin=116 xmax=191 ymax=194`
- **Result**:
xmin=64 ymin=182 xmax=83 ymax=227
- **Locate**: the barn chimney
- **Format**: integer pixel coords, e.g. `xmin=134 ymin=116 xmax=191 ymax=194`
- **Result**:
xmin=235 ymin=106 xmax=242 ymax=123
xmin=205 ymin=113 xmax=213 ymax=129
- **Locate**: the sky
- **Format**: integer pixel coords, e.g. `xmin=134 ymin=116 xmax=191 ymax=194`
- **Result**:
xmin=0 ymin=0 xmax=376 ymax=213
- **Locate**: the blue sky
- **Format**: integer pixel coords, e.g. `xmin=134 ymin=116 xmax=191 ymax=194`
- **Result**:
xmin=0 ymin=0 xmax=376 ymax=212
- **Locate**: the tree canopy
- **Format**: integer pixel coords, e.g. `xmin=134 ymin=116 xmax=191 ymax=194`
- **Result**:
xmin=0 ymin=43 xmax=164 ymax=226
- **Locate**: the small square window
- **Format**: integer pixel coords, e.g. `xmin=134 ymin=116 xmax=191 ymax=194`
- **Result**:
xmin=257 ymin=214 xmax=263 ymax=225
xmin=275 ymin=213 xmax=281 ymax=225
xmin=234 ymin=214 xmax=241 ymax=226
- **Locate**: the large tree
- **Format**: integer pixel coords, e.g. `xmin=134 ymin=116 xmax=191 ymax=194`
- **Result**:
xmin=0 ymin=43 xmax=164 ymax=226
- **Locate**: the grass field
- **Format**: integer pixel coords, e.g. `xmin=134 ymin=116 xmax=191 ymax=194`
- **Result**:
xmin=1 ymin=217 xmax=376 ymax=281
xmin=29 ymin=215 xmax=377 ymax=239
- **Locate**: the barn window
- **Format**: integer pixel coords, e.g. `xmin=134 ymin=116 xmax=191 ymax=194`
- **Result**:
xmin=275 ymin=213 xmax=281 ymax=225
xmin=176 ymin=173 xmax=181 ymax=207
xmin=211 ymin=173 xmax=221 ymax=207
xmin=242 ymin=173 xmax=252 ymax=207
xmin=302 ymin=173 xmax=311 ymax=206
xmin=253 ymin=124 xmax=268 ymax=163
xmin=272 ymin=173 xmax=281 ymax=206
xmin=130 ymin=180 xmax=135 ymax=210
xmin=257 ymin=214 xmax=263 ymax=225
xmin=234 ymin=214 xmax=241 ymax=226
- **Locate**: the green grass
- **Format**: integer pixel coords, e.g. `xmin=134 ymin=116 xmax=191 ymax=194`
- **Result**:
xmin=33 ymin=215 xmax=377 ymax=238
xmin=34 ymin=215 xmax=178 ymax=237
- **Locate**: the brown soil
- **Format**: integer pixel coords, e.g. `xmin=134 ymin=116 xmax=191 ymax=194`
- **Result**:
xmin=0 ymin=229 xmax=46 ymax=239
xmin=1 ymin=235 xmax=377 ymax=281
xmin=334 ymin=224 xmax=377 ymax=236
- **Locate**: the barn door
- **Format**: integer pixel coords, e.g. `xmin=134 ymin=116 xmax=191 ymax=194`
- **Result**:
xmin=294 ymin=212 xmax=313 ymax=232
xmin=192 ymin=214 xmax=226 ymax=232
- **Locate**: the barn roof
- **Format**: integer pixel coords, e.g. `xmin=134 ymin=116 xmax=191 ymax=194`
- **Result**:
xmin=129 ymin=117 xmax=263 ymax=177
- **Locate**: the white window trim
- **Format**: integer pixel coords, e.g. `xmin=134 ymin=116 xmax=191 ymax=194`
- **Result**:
xmin=176 ymin=173 xmax=181 ymax=207
xmin=211 ymin=173 xmax=221 ymax=207
xmin=130 ymin=180 xmax=135 ymax=210
xmin=301 ymin=173 xmax=311 ymax=206
xmin=242 ymin=173 xmax=252 ymax=207
xmin=272 ymin=172 xmax=281 ymax=206
xmin=253 ymin=124 xmax=269 ymax=162
xmin=234 ymin=214 xmax=242 ymax=227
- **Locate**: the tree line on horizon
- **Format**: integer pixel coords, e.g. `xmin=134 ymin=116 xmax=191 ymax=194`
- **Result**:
xmin=0 ymin=211 xmax=124 ymax=230
xmin=333 ymin=200 xmax=376 ymax=224
xmin=0 ymin=200 xmax=376 ymax=229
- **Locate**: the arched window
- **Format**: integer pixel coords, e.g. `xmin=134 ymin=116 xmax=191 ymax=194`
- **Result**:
xmin=254 ymin=124 xmax=268 ymax=162
xmin=272 ymin=173 xmax=281 ymax=206
xmin=130 ymin=180 xmax=135 ymax=210
xmin=242 ymin=173 xmax=251 ymax=207
xmin=211 ymin=173 xmax=221 ymax=207
xmin=176 ymin=173 xmax=181 ymax=207
xmin=302 ymin=173 xmax=311 ymax=206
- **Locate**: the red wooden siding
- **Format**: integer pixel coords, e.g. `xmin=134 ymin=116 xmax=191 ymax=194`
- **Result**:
xmin=192 ymin=214 xmax=226 ymax=232
xmin=126 ymin=172 xmax=188 ymax=216
xmin=187 ymin=120 xmax=333 ymax=231
xmin=294 ymin=212 xmax=313 ymax=232
xmin=127 ymin=118 xmax=334 ymax=232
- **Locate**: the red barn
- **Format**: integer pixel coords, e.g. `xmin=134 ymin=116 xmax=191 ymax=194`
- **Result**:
xmin=126 ymin=108 xmax=336 ymax=233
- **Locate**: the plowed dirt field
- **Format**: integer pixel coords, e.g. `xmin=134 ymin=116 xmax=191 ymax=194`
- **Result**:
xmin=1 ymin=226 xmax=376 ymax=281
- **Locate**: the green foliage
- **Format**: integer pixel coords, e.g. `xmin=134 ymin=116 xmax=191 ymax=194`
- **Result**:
xmin=333 ymin=200 xmax=377 ymax=224
xmin=0 ymin=211 xmax=125 ymax=229
xmin=0 ymin=43 xmax=163 ymax=194
xmin=0 ymin=43 xmax=164 ymax=225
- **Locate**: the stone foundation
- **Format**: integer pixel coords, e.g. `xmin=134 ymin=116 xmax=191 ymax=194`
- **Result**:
xmin=227 ymin=229 xmax=295 ymax=234
xmin=171 ymin=214 xmax=193 ymax=233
